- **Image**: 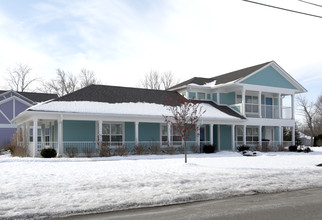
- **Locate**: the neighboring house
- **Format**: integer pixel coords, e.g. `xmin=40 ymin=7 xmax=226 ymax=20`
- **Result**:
xmin=12 ymin=61 xmax=307 ymax=157
xmin=0 ymin=90 xmax=58 ymax=149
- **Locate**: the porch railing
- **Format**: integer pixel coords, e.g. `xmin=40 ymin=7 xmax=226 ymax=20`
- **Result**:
xmin=31 ymin=140 xmax=213 ymax=157
xmin=235 ymin=141 xmax=293 ymax=151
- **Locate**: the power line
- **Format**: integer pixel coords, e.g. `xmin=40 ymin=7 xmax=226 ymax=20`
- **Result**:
xmin=298 ymin=0 xmax=322 ymax=8
xmin=242 ymin=0 xmax=322 ymax=19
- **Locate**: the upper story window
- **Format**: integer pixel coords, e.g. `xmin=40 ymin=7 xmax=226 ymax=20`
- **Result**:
xmin=245 ymin=96 xmax=259 ymax=113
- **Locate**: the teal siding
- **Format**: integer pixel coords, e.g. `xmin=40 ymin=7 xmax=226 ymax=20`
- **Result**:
xmin=63 ymin=120 xmax=96 ymax=141
xmin=220 ymin=125 xmax=232 ymax=151
xmin=220 ymin=92 xmax=235 ymax=105
xmin=139 ymin=123 xmax=160 ymax=141
xmin=262 ymin=126 xmax=266 ymax=139
xmin=274 ymin=127 xmax=279 ymax=142
xmin=125 ymin=122 xmax=135 ymax=142
xmin=54 ymin=121 xmax=58 ymax=142
xmin=187 ymin=126 xmax=196 ymax=141
xmin=205 ymin=125 xmax=210 ymax=142
xmin=212 ymin=93 xmax=217 ymax=103
xmin=213 ymin=125 xmax=218 ymax=150
xmin=241 ymin=66 xmax=297 ymax=89
xmin=189 ymin=92 xmax=196 ymax=99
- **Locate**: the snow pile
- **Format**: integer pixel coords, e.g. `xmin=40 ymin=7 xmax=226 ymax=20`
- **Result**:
xmin=1 ymin=150 xmax=322 ymax=219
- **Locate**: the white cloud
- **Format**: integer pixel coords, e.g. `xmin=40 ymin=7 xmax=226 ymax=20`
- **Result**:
xmin=0 ymin=0 xmax=321 ymax=100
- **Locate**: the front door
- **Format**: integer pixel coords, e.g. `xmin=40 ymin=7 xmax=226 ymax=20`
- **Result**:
xmin=266 ymin=97 xmax=273 ymax=118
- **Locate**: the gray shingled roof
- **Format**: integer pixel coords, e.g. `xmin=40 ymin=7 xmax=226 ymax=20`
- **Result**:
xmin=55 ymin=84 xmax=184 ymax=105
xmin=169 ymin=61 xmax=271 ymax=90
xmin=53 ymin=84 xmax=244 ymax=119
xmin=0 ymin=90 xmax=58 ymax=102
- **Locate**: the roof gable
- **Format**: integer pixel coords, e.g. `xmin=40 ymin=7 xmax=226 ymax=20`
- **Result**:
xmin=0 ymin=90 xmax=58 ymax=103
xmin=168 ymin=62 xmax=271 ymax=90
xmin=240 ymin=65 xmax=297 ymax=89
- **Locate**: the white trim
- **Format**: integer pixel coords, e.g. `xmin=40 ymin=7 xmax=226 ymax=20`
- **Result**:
xmin=217 ymin=125 xmax=220 ymax=151
xmin=0 ymin=110 xmax=11 ymax=124
xmin=236 ymin=61 xmax=307 ymax=93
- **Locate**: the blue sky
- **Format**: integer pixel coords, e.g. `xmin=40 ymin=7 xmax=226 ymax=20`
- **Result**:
xmin=0 ymin=0 xmax=321 ymax=103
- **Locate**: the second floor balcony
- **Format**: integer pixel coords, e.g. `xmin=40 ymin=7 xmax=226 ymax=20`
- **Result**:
xmin=230 ymin=103 xmax=293 ymax=119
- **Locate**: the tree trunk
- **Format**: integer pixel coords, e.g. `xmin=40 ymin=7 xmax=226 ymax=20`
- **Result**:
xmin=184 ymin=140 xmax=187 ymax=163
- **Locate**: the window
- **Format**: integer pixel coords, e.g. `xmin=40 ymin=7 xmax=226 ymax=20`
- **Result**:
xmin=246 ymin=128 xmax=259 ymax=142
xmin=236 ymin=126 xmax=243 ymax=142
xmin=45 ymin=126 xmax=50 ymax=145
xmin=102 ymin=123 xmax=123 ymax=143
xmin=245 ymin=96 xmax=259 ymax=113
xmin=237 ymin=95 xmax=242 ymax=104
xmin=29 ymin=127 xmax=41 ymax=142
xmin=197 ymin=92 xmax=206 ymax=100
xmin=161 ymin=124 xmax=182 ymax=144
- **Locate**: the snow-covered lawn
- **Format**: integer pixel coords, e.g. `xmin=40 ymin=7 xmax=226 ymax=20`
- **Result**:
xmin=1 ymin=149 xmax=322 ymax=219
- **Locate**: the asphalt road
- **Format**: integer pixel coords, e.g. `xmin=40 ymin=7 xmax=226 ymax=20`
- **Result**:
xmin=54 ymin=187 xmax=322 ymax=220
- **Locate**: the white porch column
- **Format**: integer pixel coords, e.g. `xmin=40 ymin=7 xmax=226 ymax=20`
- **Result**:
xmin=231 ymin=124 xmax=235 ymax=151
xmin=259 ymin=125 xmax=262 ymax=147
xmin=196 ymin=124 xmax=200 ymax=147
xmin=135 ymin=121 xmax=139 ymax=145
xmin=292 ymin=126 xmax=295 ymax=145
xmin=167 ymin=123 xmax=171 ymax=144
xmin=32 ymin=118 xmax=38 ymax=157
xmin=278 ymin=93 xmax=281 ymax=119
xmin=243 ymin=124 xmax=246 ymax=145
xmin=210 ymin=124 xmax=214 ymax=146
xmin=259 ymin=91 xmax=262 ymax=118
xmin=57 ymin=116 xmax=63 ymax=157
xmin=98 ymin=120 xmax=103 ymax=146
xmin=278 ymin=126 xmax=282 ymax=145
xmin=291 ymin=94 xmax=295 ymax=120
xmin=217 ymin=125 xmax=221 ymax=151
xmin=242 ymin=88 xmax=246 ymax=116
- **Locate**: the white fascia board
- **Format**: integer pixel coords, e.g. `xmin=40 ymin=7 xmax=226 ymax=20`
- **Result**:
xmin=13 ymin=110 xmax=245 ymax=126
xmin=0 ymin=123 xmax=17 ymax=128
xmin=271 ymin=62 xmax=307 ymax=93
xmin=0 ymin=96 xmax=33 ymax=107
xmin=246 ymin=118 xmax=295 ymax=127
xmin=239 ymin=83 xmax=298 ymax=95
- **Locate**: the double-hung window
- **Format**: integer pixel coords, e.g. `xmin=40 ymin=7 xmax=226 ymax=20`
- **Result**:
xmin=161 ymin=124 xmax=182 ymax=145
xmin=245 ymin=96 xmax=259 ymax=113
xmin=246 ymin=127 xmax=259 ymax=142
xmin=102 ymin=123 xmax=123 ymax=144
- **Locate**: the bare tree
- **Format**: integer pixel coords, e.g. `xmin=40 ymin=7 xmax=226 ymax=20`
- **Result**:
xmin=161 ymin=71 xmax=177 ymax=90
xmin=6 ymin=63 xmax=38 ymax=92
xmin=140 ymin=70 xmax=161 ymax=90
xmin=79 ymin=68 xmax=98 ymax=88
xmin=46 ymin=69 xmax=78 ymax=97
xmin=297 ymin=95 xmax=316 ymax=147
xmin=163 ymin=96 xmax=206 ymax=163
xmin=315 ymin=94 xmax=322 ymax=135
xmin=140 ymin=70 xmax=178 ymax=90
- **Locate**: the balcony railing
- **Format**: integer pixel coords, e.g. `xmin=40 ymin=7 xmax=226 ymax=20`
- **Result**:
xmin=230 ymin=103 xmax=293 ymax=119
